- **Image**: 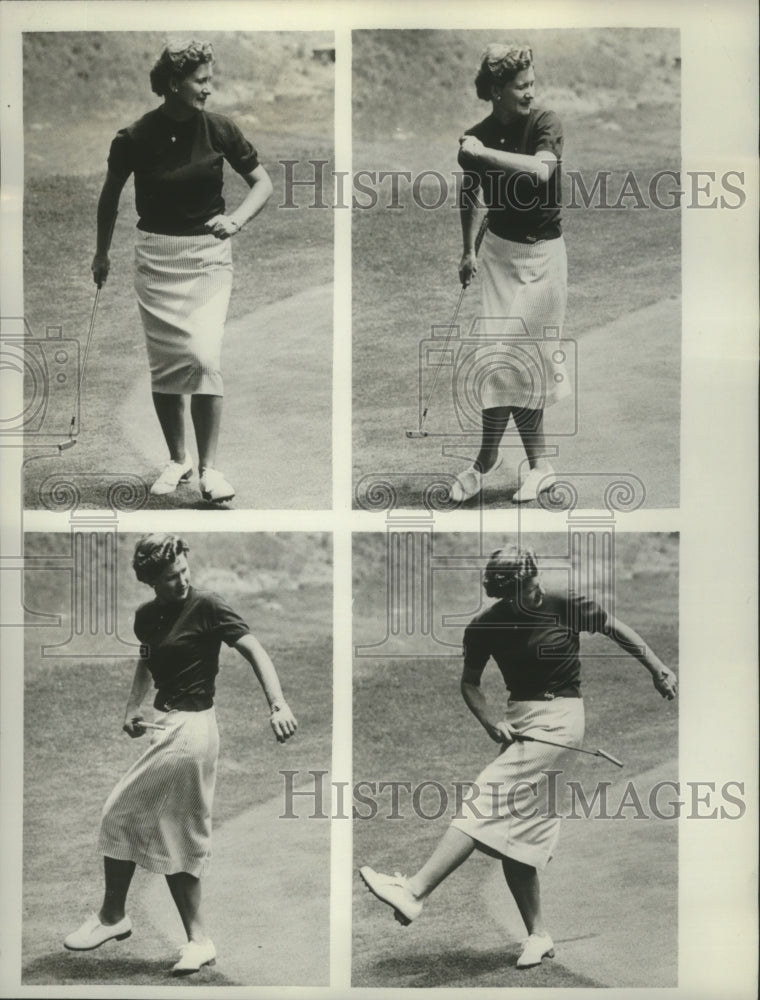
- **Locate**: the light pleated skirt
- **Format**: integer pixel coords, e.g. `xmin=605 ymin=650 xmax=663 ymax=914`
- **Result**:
xmin=97 ymin=708 xmax=220 ymax=877
xmin=471 ymin=231 xmax=571 ymax=410
xmin=134 ymin=231 xmax=233 ymax=395
xmin=451 ymin=698 xmax=584 ymax=870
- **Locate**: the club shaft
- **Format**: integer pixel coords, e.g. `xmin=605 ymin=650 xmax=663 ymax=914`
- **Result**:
xmin=415 ymin=215 xmax=488 ymax=434
xmin=417 ymin=283 xmax=467 ymax=427
xmin=70 ymin=284 xmax=100 ymax=427
xmin=68 ymin=212 xmax=117 ymax=437
xmin=517 ymin=732 xmax=622 ymax=765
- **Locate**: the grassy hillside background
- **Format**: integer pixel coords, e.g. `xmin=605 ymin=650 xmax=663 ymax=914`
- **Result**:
xmin=24 ymin=31 xmax=335 ymax=176
xmin=353 ymin=28 xmax=679 ymax=167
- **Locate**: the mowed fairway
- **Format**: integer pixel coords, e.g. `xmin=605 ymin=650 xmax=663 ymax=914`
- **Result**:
xmin=22 ymin=32 xmax=333 ymax=510
xmin=352 ymin=31 xmax=681 ymax=509
xmin=22 ymin=533 xmax=332 ymax=987
xmin=117 ymin=283 xmax=333 ymax=509
xmin=352 ymin=533 xmax=679 ymax=988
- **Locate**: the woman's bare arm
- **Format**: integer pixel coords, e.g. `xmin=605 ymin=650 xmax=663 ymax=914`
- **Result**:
xmin=233 ymin=633 xmax=298 ymax=742
xmin=205 ymin=164 xmax=274 ymax=240
xmin=459 ymin=135 xmax=558 ymax=184
xmin=122 ymin=659 xmax=154 ymax=737
xmin=605 ymin=615 xmax=678 ymax=700
xmin=457 ymin=173 xmax=486 ymax=287
xmin=461 ymin=662 xmax=516 ymax=745
xmin=92 ymin=170 xmax=127 ymax=285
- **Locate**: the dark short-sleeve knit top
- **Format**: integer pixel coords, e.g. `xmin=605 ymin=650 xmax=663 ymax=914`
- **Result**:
xmin=458 ymin=108 xmax=563 ymax=243
xmin=108 ymin=108 xmax=259 ymax=235
xmin=462 ymin=588 xmax=608 ymax=698
xmin=134 ymin=587 xmax=250 ymax=711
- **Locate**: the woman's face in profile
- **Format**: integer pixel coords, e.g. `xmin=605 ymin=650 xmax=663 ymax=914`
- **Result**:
xmin=153 ymin=553 xmax=191 ymax=605
xmin=519 ymin=574 xmax=544 ymax=609
xmin=173 ymin=63 xmax=213 ymax=113
xmin=493 ymin=67 xmax=535 ymax=118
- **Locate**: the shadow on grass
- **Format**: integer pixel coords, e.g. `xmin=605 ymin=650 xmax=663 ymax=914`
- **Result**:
xmin=22 ymin=951 xmax=237 ymax=987
xmin=353 ymin=479 xmax=564 ymax=511
xmin=30 ymin=476 xmax=237 ymax=512
xmin=353 ymin=945 xmax=605 ymax=989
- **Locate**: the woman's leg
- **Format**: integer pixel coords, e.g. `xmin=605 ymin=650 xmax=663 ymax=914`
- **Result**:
xmin=406 ymin=826 xmax=477 ymax=900
xmin=501 ymin=856 xmax=545 ymax=935
xmin=152 ymin=393 xmax=187 ymax=462
xmin=99 ymin=856 xmax=136 ymax=924
xmin=474 ymin=406 xmax=512 ymax=473
xmin=511 ymin=407 xmax=551 ymax=471
xmin=360 ymin=827 xmax=478 ymax=924
xmin=190 ymin=394 xmax=223 ymax=472
xmin=165 ymin=871 xmax=209 ymax=943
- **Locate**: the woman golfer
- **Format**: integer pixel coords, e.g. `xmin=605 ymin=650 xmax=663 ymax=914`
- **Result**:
xmin=451 ymin=44 xmax=568 ymax=504
xmin=92 ymin=40 xmax=273 ymax=504
xmin=360 ymin=545 xmax=677 ymax=968
xmin=64 ymin=534 xmax=297 ymax=974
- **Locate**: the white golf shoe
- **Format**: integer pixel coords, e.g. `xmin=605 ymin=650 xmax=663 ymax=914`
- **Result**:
xmin=359 ymin=866 xmax=423 ymax=925
xmin=449 ymin=457 xmax=503 ymax=503
xmin=172 ymin=937 xmax=217 ymax=975
xmin=150 ymin=458 xmax=193 ymax=496
xmin=199 ymin=467 xmax=235 ymax=503
xmin=516 ymin=932 xmax=555 ymax=968
xmin=64 ymin=912 xmax=132 ymax=951
xmin=511 ymin=465 xmax=558 ymax=504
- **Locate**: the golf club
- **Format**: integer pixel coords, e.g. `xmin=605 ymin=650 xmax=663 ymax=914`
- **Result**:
xmin=58 ymin=214 xmax=116 ymax=452
xmin=405 ymin=215 xmax=489 ymax=439
xmin=514 ymin=732 xmax=624 ymax=767
xmin=120 ymin=720 xmax=166 ymax=731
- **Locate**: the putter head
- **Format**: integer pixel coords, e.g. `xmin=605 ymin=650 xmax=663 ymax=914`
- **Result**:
xmin=405 ymin=430 xmax=428 ymax=439
xmin=57 ymin=439 xmax=77 ymax=452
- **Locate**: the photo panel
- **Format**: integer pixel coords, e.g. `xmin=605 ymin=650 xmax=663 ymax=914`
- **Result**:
xmin=22 ymin=528 xmax=332 ymax=987
xmin=353 ymin=529 xmax=679 ymax=988
xmin=352 ymin=29 xmax=681 ymax=511
xmin=19 ymin=31 xmax=334 ymax=511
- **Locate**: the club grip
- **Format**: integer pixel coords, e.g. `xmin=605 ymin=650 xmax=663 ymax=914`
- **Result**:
xmin=474 ymin=216 xmax=489 ymax=255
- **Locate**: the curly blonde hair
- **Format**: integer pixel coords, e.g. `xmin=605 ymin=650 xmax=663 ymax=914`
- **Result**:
xmin=133 ymin=533 xmax=190 ymax=585
xmin=482 ymin=545 xmax=539 ymax=598
xmin=475 ymin=43 xmax=533 ymax=101
xmin=149 ymin=39 xmax=214 ymax=97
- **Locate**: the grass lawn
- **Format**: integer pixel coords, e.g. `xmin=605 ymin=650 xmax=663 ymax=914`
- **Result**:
xmin=352 ymin=533 xmax=678 ymax=987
